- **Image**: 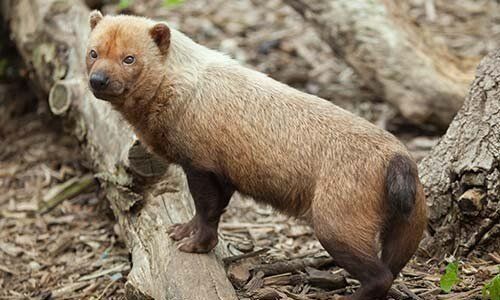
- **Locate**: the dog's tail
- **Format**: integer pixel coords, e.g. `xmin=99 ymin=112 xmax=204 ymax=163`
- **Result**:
xmin=381 ymin=153 xmax=427 ymax=276
xmin=385 ymin=154 xmax=418 ymax=219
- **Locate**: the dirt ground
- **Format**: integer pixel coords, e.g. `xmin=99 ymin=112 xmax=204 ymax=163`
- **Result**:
xmin=1 ymin=0 xmax=499 ymax=299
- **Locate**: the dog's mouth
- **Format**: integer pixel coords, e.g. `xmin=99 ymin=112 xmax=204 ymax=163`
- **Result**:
xmin=89 ymin=81 xmax=124 ymax=102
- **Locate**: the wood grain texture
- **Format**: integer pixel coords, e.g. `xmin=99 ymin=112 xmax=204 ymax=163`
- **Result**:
xmin=285 ymin=0 xmax=474 ymax=129
xmin=419 ymin=50 xmax=500 ymax=257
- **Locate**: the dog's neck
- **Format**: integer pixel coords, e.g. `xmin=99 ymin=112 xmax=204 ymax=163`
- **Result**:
xmin=162 ymin=29 xmax=234 ymax=96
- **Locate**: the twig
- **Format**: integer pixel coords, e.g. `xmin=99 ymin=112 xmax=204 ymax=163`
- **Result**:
xmin=223 ymin=248 xmax=269 ymax=265
xmin=488 ymin=252 xmax=500 ymax=264
xmin=78 ymin=263 xmax=129 ymax=282
xmin=251 ymin=257 xmax=335 ymax=276
xmin=282 ymin=289 xmax=310 ymax=300
xmin=398 ymin=283 xmax=422 ymax=300
xmin=436 ymin=287 xmax=482 ymax=299
xmin=0 ymin=264 xmax=18 ymax=275
xmin=96 ymin=279 xmax=116 ymax=300
xmin=388 ymin=287 xmax=407 ymax=300
xmin=38 ymin=174 xmax=96 ymax=214
xmin=51 ymin=282 xmax=90 ymax=298
xmin=306 ymin=288 xmax=347 ymax=299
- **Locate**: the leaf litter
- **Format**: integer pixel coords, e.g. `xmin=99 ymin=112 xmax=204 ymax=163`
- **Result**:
xmin=0 ymin=98 xmax=129 ymax=299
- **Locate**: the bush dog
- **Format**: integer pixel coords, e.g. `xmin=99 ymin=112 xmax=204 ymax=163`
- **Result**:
xmin=86 ymin=11 xmax=427 ymax=300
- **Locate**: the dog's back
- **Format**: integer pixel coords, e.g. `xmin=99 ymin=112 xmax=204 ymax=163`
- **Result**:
xmin=86 ymin=13 xmax=427 ymax=299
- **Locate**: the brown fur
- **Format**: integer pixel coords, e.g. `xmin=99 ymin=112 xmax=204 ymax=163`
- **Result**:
xmin=86 ymin=12 xmax=427 ymax=299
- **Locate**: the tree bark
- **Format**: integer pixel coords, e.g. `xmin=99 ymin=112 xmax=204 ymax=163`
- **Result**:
xmin=419 ymin=50 xmax=500 ymax=257
xmin=1 ymin=1 xmax=237 ymax=299
xmin=284 ymin=0 xmax=474 ymax=129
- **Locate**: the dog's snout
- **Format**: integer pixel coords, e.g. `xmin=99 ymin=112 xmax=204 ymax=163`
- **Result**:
xmin=90 ymin=72 xmax=110 ymax=91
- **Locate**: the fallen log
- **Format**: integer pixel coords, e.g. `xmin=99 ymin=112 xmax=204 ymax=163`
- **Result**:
xmin=1 ymin=1 xmax=237 ymax=299
xmin=285 ymin=0 xmax=475 ymax=129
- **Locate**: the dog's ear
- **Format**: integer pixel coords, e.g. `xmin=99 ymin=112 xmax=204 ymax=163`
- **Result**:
xmin=150 ymin=23 xmax=171 ymax=55
xmin=89 ymin=10 xmax=103 ymax=31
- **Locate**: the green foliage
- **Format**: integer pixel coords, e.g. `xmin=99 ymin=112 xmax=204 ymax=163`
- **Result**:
xmin=440 ymin=261 xmax=460 ymax=293
xmin=163 ymin=0 xmax=183 ymax=7
xmin=483 ymin=272 xmax=500 ymax=300
xmin=118 ymin=0 xmax=132 ymax=9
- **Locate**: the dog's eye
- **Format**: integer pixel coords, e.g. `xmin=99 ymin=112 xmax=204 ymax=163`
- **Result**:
xmin=123 ymin=56 xmax=135 ymax=65
xmin=89 ymin=50 xmax=98 ymax=59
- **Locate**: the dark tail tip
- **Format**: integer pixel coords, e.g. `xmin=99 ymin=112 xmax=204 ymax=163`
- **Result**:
xmin=386 ymin=154 xmax=418 ymax=219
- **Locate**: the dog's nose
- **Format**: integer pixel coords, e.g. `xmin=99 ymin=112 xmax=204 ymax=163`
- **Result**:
xmin=89 ymin=72 xmax=110 ymax=91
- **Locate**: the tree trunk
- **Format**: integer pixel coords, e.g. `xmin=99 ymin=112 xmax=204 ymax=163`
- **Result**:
xmin=419 ymin=50 xmax=500 ymax=257
xmin=1 ymin=1 xmax=237 ymax=299
xmin=284 ymin=0 xmax=474 ymax=130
